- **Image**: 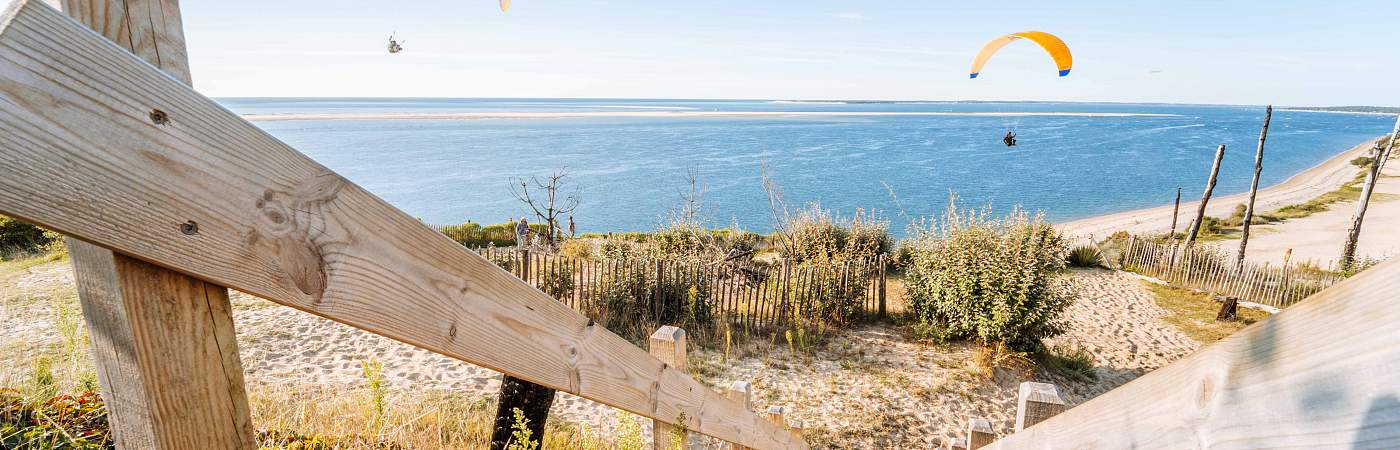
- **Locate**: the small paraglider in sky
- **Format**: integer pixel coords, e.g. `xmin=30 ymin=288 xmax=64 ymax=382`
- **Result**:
xmin=500 ymin=0 xmax=511 ymax=12
xmin=387 ymin=33 xmax=404 ymax=54
xmin=968 ymin=31 xmax=1072 ymax=79
xmin=969 ymin=31 xmax=1071 ymax=146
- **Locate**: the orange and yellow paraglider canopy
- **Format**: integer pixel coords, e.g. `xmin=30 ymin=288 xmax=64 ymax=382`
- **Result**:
xmin=969 ymin=31 xmax=1072 ymax=79
xmin=500 ymin=0 xmax=511 ymax=12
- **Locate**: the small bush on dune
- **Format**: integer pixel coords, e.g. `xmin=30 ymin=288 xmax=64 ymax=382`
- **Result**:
xmin=1066 ymin=245 xmax=1103 ymax=268
xmin=903 ymin=198 xmax=1071 ymax=352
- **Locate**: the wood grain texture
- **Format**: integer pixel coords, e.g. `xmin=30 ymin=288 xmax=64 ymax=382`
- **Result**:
xmin=53 ymin=1 xmax=252 ymax=448
xmin=0 ymin=2 xmax=803 ymax=448
xmin=988 ymin=257 xmax=1400 ymax=449
xmin=69 ymin=240 xmax=256 ymax=449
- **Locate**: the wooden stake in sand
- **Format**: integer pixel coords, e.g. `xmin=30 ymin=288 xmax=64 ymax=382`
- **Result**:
xmin=1341 ymin=115 xmax=1400 ymax=270
xmin=1236 ymin=106 xmax=1271 ymax=268
xmin=1185 ymin=144 xmax=1227 ymax=247
xmin=1170 ymin=187 xmax=1182 ymax=237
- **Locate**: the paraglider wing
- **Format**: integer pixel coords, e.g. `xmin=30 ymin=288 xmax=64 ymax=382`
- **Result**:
xmin=969 ymin=31 xmax=1072 ymax=79
xmin=500 ymin=0 xmax=511 ymax=12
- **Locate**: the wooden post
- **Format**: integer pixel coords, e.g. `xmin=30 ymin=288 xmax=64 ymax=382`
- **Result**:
xmin=765 ymin=405 xmax=789 ymax=430
xmin=878 ymin=255 xmax=888 ymax=317
xmin=1015 ymin=382 xmax=1066 ymax=432
xmin=1185 ymin=144 xmax=1227 ymax=247
xmin=490 ymin=375 xmax=556 ymax=450
xmin=726 ymin=381 xmax=755 ymax=450
xmin=57 ymin=2 xmax=254 ymax=448
xmin=1341 ymin=115 xmax=1400 ymax=270
xmin=1237 ymin=105 xmax=1272 ymax=267
xmin=651 ymin=326 xmax=690 ymax=450
xmin=1169 ymin=187 xmax=1182 ymax=238
xmin=947 ymin=437 xmax=969 ymax=450
xmin=967 ymin=416 xmax=995 ymax=449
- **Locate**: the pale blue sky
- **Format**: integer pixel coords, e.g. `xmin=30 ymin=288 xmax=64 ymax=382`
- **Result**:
xmin=182 ymin=1 xmax=1400 ymax=105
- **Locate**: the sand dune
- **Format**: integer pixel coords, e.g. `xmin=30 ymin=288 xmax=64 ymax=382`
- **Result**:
xmin=242 ymin=110 xmax=1181 ymax=122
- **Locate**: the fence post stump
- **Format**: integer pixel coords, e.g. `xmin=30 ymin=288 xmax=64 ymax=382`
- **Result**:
xmin=1016 ymin=382 xmax=1067 ymax=431
xmin=651 ymin=326 xmax=690 ymax=449
xmin=725 ymin=381 xmax=754 ymax=450
xmin=766 ymin=405 xmax=789 ymax=429
xmin=947 ymin=437 xmax=969 ymax=450
xmin=490 ymin=375 xmax=556 ymax=450
xmin=967 ymin=416 xmax=995 ymax=449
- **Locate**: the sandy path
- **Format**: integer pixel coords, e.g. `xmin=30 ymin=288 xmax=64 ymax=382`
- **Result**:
xmin=699 ymin=269 xmax=1197 ymax=448
xmin=1059 ymin=139 xmax=1379 ymax=240
xmin=241 ymin=111 xmax=1179 ymax=122
xmin=1205 ymin=160 xmax=1400 ymax=266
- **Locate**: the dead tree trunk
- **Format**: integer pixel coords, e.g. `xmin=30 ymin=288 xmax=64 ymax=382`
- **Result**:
xmin=1237 ymin=105 xmax=1272 ymax=267
xmin=1341 ymin=115 xmax=1400 ymax=270
xmin=491 ymin=375 xmax=556 ymax=450
xmin=1185 ymin=144 xmax=1227 ymax=247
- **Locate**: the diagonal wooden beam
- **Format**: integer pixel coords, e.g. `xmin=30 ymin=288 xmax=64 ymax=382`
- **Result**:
xmin=0 ymin=1 xmax=804 ymax=448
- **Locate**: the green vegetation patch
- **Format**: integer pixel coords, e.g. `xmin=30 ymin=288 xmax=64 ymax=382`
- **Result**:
xmin=1143 ymin=282 xmax=1269 ymax=343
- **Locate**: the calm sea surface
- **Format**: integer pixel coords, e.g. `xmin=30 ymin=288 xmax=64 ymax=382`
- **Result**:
xmin=219 ymin=98 xmax=1396 ymax=234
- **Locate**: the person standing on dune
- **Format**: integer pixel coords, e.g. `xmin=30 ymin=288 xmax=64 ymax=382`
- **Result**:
xmin=515 ymin=217 xmax=530 ymax=249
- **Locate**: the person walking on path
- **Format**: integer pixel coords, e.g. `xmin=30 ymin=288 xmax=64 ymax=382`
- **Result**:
xmin=568 ymin=215 xmax=577 ymax=238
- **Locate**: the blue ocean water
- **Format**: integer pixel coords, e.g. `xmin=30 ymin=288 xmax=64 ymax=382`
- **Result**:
xmin=219 ymin=98 xmax=1396 ymax=234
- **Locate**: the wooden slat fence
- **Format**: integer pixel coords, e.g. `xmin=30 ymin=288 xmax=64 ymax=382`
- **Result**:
xmin=464 ymin=246 xmax=888 ymax=331
xmin=1120 ymin=236 xmax=1345 ymax=308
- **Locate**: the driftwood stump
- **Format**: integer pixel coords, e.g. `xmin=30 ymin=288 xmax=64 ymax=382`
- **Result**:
xmin=1216 ymin=296 xmax=1240 ymax=321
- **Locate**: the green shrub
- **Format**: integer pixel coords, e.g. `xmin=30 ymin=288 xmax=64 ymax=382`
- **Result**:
xmin=0 ymin=215 xmax=52 ymax=258
xmin=1350 ymin=156 xmax=1374 ymax=167
xmin=437 ymin=221 xmax=550 ymax=248
xmin=903 ymin=201 xmax=1071 ymax=352
xmin=773 ymin=205 xmax=889 ymax=264
xmin=1066 ymin=245 xmax=1103 ymax=268
xmin=559 ymin=239 xmax=594 ymax=260
xmin=1036 ymin=344 xmax=1097 ymax=382
xmin=595 ymin=261 xmax=712 ymax=342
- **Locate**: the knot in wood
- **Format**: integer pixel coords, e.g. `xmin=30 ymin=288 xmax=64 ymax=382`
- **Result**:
xmin=149 ymin=108 xmax=170 ymax=125
xmin=180 ymin=221 xmax=198 ymax=235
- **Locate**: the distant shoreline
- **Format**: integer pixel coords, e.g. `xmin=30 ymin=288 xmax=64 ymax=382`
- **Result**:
xmin=1059 ymin=137 xmax=1379 ymax=239
xmin=242 ymin=111 xmax=1181 ymax=122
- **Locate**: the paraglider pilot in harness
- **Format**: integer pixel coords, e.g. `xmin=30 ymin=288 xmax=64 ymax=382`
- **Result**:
xmin=1003 ymin=130 xmax=1017 ymax=147
xmin=387 ymin=34 xmax=404 ymax=54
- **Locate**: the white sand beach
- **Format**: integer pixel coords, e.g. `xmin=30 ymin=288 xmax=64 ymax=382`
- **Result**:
xmin=1059 ymin=139 xmax=1379 ymax=240
xmin=241 ymin=111 xmax=1181 ymax=122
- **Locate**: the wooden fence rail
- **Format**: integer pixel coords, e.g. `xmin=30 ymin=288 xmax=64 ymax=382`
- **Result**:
xmin=978 ymin=256 xmax=1400 ymax=448
xmin=454 ymin=245 xmax=887 ymax=331
xmin=1120 ymin=236 xmax=1345 ymax=308
xmin=0 ymin=2 xmax=806 ymax=448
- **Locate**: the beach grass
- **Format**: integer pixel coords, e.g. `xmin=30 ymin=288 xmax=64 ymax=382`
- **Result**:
xmin=1142 ymin=282 xmax=1269 ymax=343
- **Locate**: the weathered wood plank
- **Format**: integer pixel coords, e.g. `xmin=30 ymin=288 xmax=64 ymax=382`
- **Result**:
xmin=989 ymin=257 xmax=1400 ymax=449
xmin=70 ymin=242 xmax=256 ymax=449
xmin=0 ymin=2 xmax=803 ymax=448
